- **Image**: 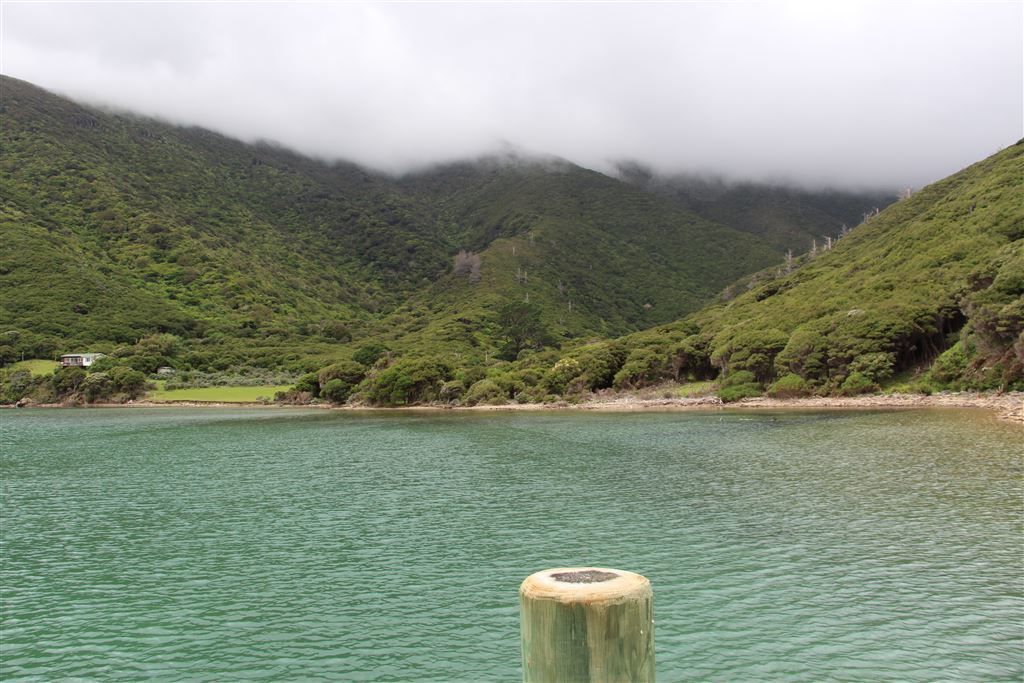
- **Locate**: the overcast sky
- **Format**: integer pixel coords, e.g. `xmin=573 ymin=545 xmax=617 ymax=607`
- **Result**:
xmin=1 ymin=1 xmax=1021 ymax=188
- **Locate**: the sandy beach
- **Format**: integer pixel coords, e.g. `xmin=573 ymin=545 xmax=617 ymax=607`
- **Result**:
xmin=15 ymin=391 xmax=1020 ymax=423
xmin=458 ymin=391 xmax=1024 ymax=423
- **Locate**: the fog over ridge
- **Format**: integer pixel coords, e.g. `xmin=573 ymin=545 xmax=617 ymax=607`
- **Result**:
xmin=2 ymin=1 xmax=1020 ymax=190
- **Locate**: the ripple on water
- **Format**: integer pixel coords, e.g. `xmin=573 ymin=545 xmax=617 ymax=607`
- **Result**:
xmin=1 ymin=408 xmax=1021 ymax=681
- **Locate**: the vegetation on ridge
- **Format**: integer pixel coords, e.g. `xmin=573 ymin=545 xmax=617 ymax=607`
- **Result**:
xmin=3 ymin=75 xmax=1018 ymax=407
xmin=1 ymin=74 xmax=782 ymax=374
xmin=284 ymin=140 xmax=1021 ymax=407
xmin=487 ymin=140 xmax=1023 ymax=404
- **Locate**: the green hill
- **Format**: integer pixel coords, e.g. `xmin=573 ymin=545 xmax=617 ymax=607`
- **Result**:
xmin=344 ymin=142 xmax=1020 ymax=406
xmin=544 ymin=141 xmax=1022 ymax=399
xmin=369 ymin=157 xmax=781 ymax=352
xmin=7 ymin=73 xmax=1014 ymax=407
xmin=0 ymin=75 xmax=779 ymax=373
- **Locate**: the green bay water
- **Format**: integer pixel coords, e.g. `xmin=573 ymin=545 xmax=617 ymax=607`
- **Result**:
xmin=1 ymin=408 xmax=1021 ymax=681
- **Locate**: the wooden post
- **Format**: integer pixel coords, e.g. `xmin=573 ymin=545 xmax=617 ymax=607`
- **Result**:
xmin=519 ymin=567 xmax=654 ymax=683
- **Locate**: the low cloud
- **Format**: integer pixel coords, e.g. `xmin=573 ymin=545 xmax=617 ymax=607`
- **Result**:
xmin=2 ymin=1 xmax=1021 ymax=188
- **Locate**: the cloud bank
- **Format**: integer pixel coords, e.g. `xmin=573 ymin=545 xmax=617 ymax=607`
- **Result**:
xmin=2 ymin=1 xmax=1021 ymax=188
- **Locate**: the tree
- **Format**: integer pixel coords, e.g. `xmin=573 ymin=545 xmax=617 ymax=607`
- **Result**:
xmin=318 ymin=360 xmax=365 ymax=387
xmin=322 ymin=320 xmax=352 ymax=342
xmin=82 ymin=373 xmax=112 ymax=402
xmin=612 ymin=348 xmax=666 ymax=389
xmin=711 ymin=328 xmax=788 ymax=384
xmin=669 ymin=336 xmax=712 ymax=381
xmin=321 ymin=378 xmax=352 ymax=404
xmin=353 ymin=343 xmax=388 ymax=367
xmin=315 ymin=361 xmax=366 ymax=403
xmin=496 ymin=300 xmax=551 ymax=360
xmin=109 ymin=366 xmax=147 ymax=398
xmin=53 ymin=366 xmax=86 ymax=395
xmin=361 ymin=357 xmax=452 ymax=406
xmin=776 ymin=326 xmax=829 ymax=381
xmin=294 ymin=372 xmax=320 ymax=397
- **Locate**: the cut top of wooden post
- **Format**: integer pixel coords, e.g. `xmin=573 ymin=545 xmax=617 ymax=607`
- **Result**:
xmin=520 ymin=567 xmax=651 ymax=605
xmin=520 ymin=567 xmax=654 ymax=682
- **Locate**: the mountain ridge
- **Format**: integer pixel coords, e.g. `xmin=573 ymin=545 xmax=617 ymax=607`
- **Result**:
xmin=5 ymin=74 xmax=1016 ymax=407
xmin=1 ymin=74 xmax=777 ymax=366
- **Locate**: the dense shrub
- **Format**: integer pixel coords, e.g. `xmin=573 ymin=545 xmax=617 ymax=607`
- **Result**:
xmin=318 ymin=361 xmax=365 ymax=389
xmin=322 ymin=320 xmax=352 ymax=342
xmin=360 ymin=357 xmax=452 ymax=406
xmin=721 ymin=370 xmax=756 ymax=386
xmin=543 ymin=358 xmax=583 ymax=394
xmin=0 ymin=370 xmax=36 ymax=404
xmin=668 ymin=335 xmax=713 ymax=381
xmin=52 ymin=366 xmax=86 ymax=394
xmin=510 ymin=367 xmax=543 ymax=390
xmin=107 ymin=366 xmax=146 ymax=399
xmin=353 ymin=343 xmax=389 ymax=367
xmin=438 ymin=380 xmax=466 ymax=403
xmin=320 ymin=378 xmax=351 ymax=404
xmin=274 ymin=389 xmax=314 ymax=404
xmin=612 ymin=348 xmax=666 ymax=389
xmin=849 ymin=352 xmax=896 ymax=384
xmin=839 ymin=371 xmax=877 ymax=396
xmin=717 ymin=369 xmax=763 ymax=402
xmin=82 ymin=372 xmax=113 ymax=402
xmin=490 ymin=372 xmax=530 ymax=401
xmin=573 ymin=344 xmax=628 ymax=390
xmin=767 ymin=373 xmax=811 ymax=398
xmin=929 ymin=341 xmax=968 ymax=385
xmin=775 ymin=326 xmax=829 ymax=380
xmin=907 ymin=379 xmax=936 ymax=395
xmin=294 ymin=372 xmax=320 ymax=397
xmin=456 ymin=365 xmax=487 ymax=388
xmin=0 ymin=330 xmax=59 ymax=365
xmin=135 ymin=333 xmax=183 ymax=358
xmin=87 ymin=356 xmax=118 ymax=373
xmin=496 ymin=300 xmax=552 ymax=361
xmin=711 ymin=329 xmax=788 ymax=384
xmin=719 ymin=384 xmax=763 ymax=402
xmin=953 ymin=247 xmax=1024 ymax=389
xmin=464 ymin=379 xmax=505 ymax=406
xmin=163 ymin=366 xmax=299 ymax=390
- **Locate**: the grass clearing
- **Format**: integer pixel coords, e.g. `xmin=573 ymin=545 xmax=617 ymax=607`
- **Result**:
xmin=147 ymin=385 xmax=292 ymax=403
xmin=9 ymin=359 xmax=58 ymax=376
xmin=674 ymin=381 xmax=715 ymax=397
xmin=634 ymin=380 xmax=716 ymax=400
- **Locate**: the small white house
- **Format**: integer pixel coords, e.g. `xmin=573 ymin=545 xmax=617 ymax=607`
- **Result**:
xmin=59 ymin=353 xmax=106 ymax=368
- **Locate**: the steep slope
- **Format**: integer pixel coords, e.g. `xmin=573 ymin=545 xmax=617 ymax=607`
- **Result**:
xmin=0 ymin=75 xmax=779 ymax=369
xmin=369 ymin=157 xmax=779 ymax=351
xmin=469 ymin=141 xmax=1021 ymax=406
xmin=0 ymin=76 xmax=435 ymax=358
xmin=610 ymin=140 xmax=1024 ymax=393
xmin=616 ymin=162 xmax=897 ymax=253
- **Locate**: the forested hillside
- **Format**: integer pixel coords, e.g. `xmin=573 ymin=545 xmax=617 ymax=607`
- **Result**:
xmin=273 ymin=140 xmax=1022 ymax=407
xmin=6 ymin=75 xmax=1010 ymax=408
xmin=532 ymin=141 xmax=1023 ymax=402
xmin=2 ymin=74 xmax=781 ymax=370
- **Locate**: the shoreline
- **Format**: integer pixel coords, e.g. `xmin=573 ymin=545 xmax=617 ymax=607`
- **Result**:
xmin=9 ymin=391 xmax=1022 ymax=423
xmin=447 ymin=391 xmax=1024 ymax=423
